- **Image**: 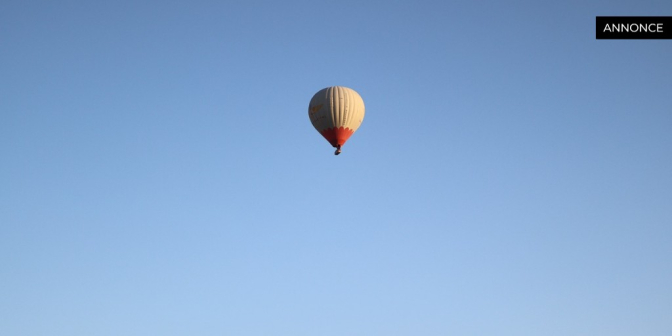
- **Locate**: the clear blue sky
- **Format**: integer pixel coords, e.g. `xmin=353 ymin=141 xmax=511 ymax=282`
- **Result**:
xmin=1 ymin=1 xmax=671 ymax=335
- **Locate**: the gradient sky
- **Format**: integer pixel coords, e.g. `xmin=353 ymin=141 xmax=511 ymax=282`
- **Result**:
xmin=1 ymin=1 xmax=671 ymax=335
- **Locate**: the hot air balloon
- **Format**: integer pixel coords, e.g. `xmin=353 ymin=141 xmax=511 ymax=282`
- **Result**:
xmin=308 ymin=86 xmax=365 ymax=155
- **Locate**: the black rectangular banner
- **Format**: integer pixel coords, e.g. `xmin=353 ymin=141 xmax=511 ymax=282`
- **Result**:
xmin=596 ymin=16 xmax=672 ymax=39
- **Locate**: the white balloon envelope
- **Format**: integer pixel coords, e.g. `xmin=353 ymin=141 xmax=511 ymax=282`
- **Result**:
xmin=308 ymin=86 xmax=365 ymax=155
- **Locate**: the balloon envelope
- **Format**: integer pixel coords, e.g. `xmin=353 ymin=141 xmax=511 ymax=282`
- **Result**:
xmin=308 ymin=86 xmax=365 ymax=151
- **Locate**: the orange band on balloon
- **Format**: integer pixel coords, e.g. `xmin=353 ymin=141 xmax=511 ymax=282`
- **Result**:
xmin=320 ymin=126 xmax=354 ymax=147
